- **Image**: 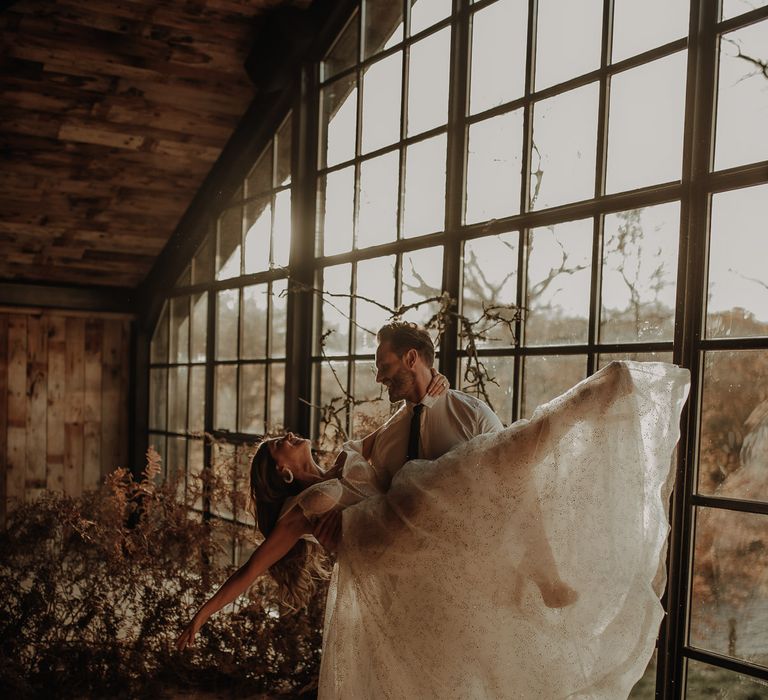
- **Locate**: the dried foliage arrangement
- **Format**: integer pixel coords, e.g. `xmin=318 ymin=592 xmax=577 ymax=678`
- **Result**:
xmin=0 ymin=445 xmax=328 ymax=699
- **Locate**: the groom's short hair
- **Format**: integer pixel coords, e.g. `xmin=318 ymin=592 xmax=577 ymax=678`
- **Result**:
xmin=377 ymin=321 xmax=435 ymax=367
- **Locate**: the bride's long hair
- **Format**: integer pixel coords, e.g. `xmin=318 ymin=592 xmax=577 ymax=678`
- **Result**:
xmin=249 ymin=440 xmax=332 ymax=612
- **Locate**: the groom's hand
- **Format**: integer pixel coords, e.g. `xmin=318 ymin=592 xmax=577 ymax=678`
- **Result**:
xmin=314 ymin=511 xmax=342 ymax=553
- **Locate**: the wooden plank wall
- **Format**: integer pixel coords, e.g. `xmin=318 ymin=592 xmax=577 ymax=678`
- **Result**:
xmin=0 ymin=308 xmax=132 ymax=525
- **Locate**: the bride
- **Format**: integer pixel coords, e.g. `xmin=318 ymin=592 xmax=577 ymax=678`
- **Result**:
xmin=177 ymin=360 xmax=690 ymax=699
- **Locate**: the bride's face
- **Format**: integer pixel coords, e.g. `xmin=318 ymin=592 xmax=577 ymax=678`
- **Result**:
xmin=268 ymin=432 xmax=310 ymax=469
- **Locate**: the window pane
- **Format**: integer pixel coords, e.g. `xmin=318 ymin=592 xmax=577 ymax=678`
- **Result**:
xmin=241 ymin=284 xmax=268 ymax=360
xmin=188 ymin=365 xmax=206 ymax=433
xmin=361 ymin=51 xmax=403 ymax=154
xmin=612 ymin=0 xmax=689 ymax=63
xmin=600 ymin=202 xmax=680 ymax=343
xmin=214 ymin=365 xmax=237 ymax=431
xmin=535 ymin=0 xmax=602 ymax=90
xmin=526 ymin=219 xmax=593 ymax=345
xmin=271 ymin=279 xmax=288 ymax=358
xmin=320 ymin=166 xmax=355 ymax=256
xmin=150 ymin=435 xmax=167 ymax=480
xmin=355 ymin=255 xmax=396 ymax=353
xmin=246 ymin=143 xmax=273 ymax=198
xmin=323 ymin=13 xmax=358 ymax=80
xmin=707 ymin=184 xmax=768 ymax=338
xmin=187 ymin=438 xmax=204 ymax=510
xmin=239 ymin=364 xmax=266 ymax=434
xmin=192 ymin=233 xmax=213 ymax=285
xmin=462 ymin=233 xmax=519 ymax=348
xmin=216 ymin=289 xmax=239 ymax=361
xmin=698 ymin=349 xmax=768 ymax=500
xmin=318 ymin=360 xmax=350 ymax=450
xmin=352 ymin=360 xmax=390 ymax=439
xmin=410 ymin=0 xmax=451 ymax=35
xmin=358 ymin=151 xmax=399 ymax=249
xmin=530 ymin=82 xmax=598 ymax=210
xmin=166 ymin=436 xmax=187 ymax=498
xmin=168 ymin=366 xmax=188 ymax=433
xmin=722 ymin=0 xmax=768 ymax=20
xmin=211 ymin=442 xmax=235 ymax=521
xmin=273 ymin=189 xmax=291 ymax=267
xmin=151 ymin=302 xmax=169 ymax=364
xmin=169 ymin=296 xmax=189 ymax=364
xmin=466 ymin=109 xmax=524 ymax=223
xmin=190 ymin=292 xmax=207 ymax=363
xmin=401 ymin=246 xmax=444 ymax=328
xmin=315 ymin=263 xmax=352 ymax=355
xmin=149 ymin=368 xmax=167 ymax=431
xmin=364 ymin=0 xmax=403 ymax=59
xmin=469 ymin=0 xmax=528 ymax=114
xmin=686 ymin=658 xmax=768 ymax=697
xmin=407 ymin=27 xmax=450 ymax=135
xmin=216 ymin=206 xmax=242 ymax=280
xmin=269 ymin=363 xmax=286 ymax=431
xmin=715 ymin=20 xmax=768 ymax=170
xmin=244 ymin=197 xmax=271 ymax=274
xmin=690 ymin=507 xmax=768 ymax=667
xmin=321 ymin=74 xmax=357 ymax=169
xmin=403 ymin=134 xmax=446 ymax=237
xmin=606 ymin=51 xmax=687 ymax=193
xmin=320 ymin=263 xmax=352 ymax=355
xmin=275 ymin=116 xmax=292 ymax=188
xmin=459 ymin=355 xmax=515 ymax=423
xmin=522 ymin=355 xmax=586 ymax=418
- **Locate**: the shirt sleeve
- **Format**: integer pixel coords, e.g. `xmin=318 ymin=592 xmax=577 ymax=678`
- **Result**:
xmin=474 ymin=398 xmax=504 ymax=434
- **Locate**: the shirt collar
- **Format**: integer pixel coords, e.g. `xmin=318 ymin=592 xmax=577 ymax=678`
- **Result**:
xmin=406 ymin=392 xmax=439 ymax=410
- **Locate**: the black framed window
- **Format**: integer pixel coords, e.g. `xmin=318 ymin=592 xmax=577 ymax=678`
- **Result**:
xmin=144 ymin=0 xmax=768 ymax=692
xmin=313 ymin=2 xmax=453 ymax=448
xmin=149 ymin=113 xmax=293 ymax=523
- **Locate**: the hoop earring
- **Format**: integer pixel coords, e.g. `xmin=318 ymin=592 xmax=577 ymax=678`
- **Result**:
xmin=281 ymin=469 xmax=294 ymax=484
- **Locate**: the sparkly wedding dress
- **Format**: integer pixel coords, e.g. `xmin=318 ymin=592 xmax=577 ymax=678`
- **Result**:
xmin=285 ymin=361 xmax=690 ymax=699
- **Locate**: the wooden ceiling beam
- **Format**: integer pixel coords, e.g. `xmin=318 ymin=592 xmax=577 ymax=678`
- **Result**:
xmin=0 ymin=103 xmax=230 ymax=148
xmin=0 ymin=0 xmax=285 ymax=289
xmin=0 ymin=281 xmax=134 ymax=312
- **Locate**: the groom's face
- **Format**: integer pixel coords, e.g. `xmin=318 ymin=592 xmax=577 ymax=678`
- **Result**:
xmin=375 ymin=341 xmax=416 ymax=402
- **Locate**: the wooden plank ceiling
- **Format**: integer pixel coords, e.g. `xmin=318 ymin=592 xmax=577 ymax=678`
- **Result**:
xmin=0 ymin=0 xmax=288 ymax=288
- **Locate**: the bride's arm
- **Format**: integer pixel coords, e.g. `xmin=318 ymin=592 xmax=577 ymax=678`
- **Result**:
xmin=176 ymin=507 xmax=310 ymax=650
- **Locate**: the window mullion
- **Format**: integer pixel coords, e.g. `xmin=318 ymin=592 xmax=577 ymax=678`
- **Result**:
xmin=512 ymin=0 xmax=538 ymax=423
xmin=203 ymin=262 xmax=216 ymax=522
xmin=661 ymin=0 xmax=720 ymax=695
xmin=586 ymin=0 xmax=614 ymax=376
xmin=285 ymin=67 xmax=317 ymax=436
xmin=440 ymin=0 xmax=470 ymax=385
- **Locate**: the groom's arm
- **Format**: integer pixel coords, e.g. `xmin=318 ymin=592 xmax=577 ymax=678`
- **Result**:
xmin=314 ymin=371 xmax=452 ymax=552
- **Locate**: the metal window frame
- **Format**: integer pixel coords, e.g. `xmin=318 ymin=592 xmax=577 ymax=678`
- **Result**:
xmin=141 ymin=0 xmax=768 ymax=695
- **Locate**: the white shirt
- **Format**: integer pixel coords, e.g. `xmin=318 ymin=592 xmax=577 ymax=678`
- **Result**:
xmin=368 ymin=389 xmax=503 ymax=489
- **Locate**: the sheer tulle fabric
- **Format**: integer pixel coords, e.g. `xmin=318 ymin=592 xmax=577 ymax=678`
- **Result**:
xmin=294 ymin=361 xmax=690 ymax=699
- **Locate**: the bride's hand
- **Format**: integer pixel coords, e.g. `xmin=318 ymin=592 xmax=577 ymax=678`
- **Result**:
xmin=176 ymin=612 xmax=205 ymax=651
xmin=426 ymin=368 xmax=450 ymax=397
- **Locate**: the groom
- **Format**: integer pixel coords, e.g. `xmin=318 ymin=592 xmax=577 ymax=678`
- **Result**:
xmin=314 ymin=321 xmax=503 ymax=550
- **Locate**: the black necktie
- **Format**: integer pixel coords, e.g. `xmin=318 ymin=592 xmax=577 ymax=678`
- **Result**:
xmin=407 ymin=403 xmax=424 ymax=461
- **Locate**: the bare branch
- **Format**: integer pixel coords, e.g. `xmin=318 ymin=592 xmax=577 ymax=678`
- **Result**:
xmin=722 ymin=36 xmax=768 ymax=81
